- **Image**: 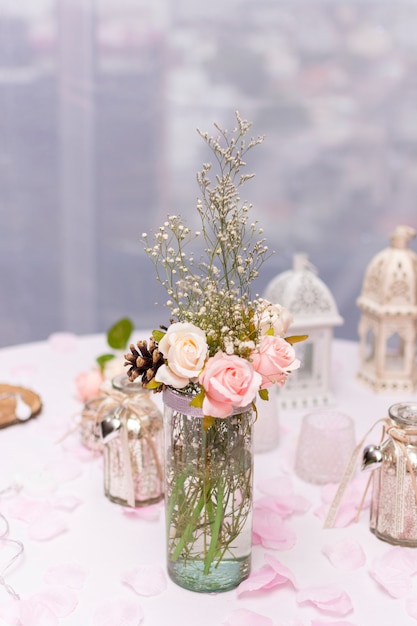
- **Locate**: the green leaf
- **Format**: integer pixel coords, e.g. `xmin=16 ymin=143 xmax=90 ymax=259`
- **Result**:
xmin=96 ymin=353 xmax=116 ymax=373
xmin=152 ymin=329 xmax=166 ymax=343
xmin=189 ymin=390 xmax=205 ymax=408
xmin=258 ymin=388 xmax=269 ymax=401
xmin=265 ymin=327 xmax=274 ymax=336
xmin=107 ymin=317 xmax=134 ymax=350
xmin=145 ymin=378 xmax=162 ymax=390
xmin=285 ymin=334 xmax=308 ymax=345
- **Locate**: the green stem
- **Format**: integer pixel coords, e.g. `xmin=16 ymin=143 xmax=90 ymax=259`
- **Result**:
xmin=203 ymin=479 xmax=225 ymax=574
xmin=171 ymin=488 xmax=206 ymax=562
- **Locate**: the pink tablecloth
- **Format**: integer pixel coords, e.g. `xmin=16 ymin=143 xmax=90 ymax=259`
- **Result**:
xmin=0 ymin=333 xmax=416 ymax=626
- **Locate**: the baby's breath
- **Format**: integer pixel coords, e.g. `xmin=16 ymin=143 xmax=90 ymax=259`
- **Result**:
xmin=143 ymin=112 xmax=272 ymax=356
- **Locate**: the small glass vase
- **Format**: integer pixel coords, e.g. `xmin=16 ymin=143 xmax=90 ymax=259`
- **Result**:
xmin=163 ymin=387 xmax=254 ymax=593
xmin=101 ymin=374 xmax=164 ymax=508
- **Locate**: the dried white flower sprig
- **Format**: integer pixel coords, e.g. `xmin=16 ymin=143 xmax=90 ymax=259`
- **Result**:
xmin=142 ymin=112 xmax=271 ymax=359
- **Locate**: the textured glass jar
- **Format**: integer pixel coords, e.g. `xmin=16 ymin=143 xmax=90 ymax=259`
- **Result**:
xmin=163 ymin=387 xmax=254 ymax=593
xmin=367 ymin=402 xmax=417 ymax=546
xmin=101 ymin=374 xmax=164 ymax=508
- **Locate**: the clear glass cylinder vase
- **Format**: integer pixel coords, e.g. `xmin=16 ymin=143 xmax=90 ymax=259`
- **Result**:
xmin=163 ymin=387 xmax=254 ymax=593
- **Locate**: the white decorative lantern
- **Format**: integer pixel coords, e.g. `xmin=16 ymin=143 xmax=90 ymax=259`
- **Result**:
xmin=264 ymin=253 xmax=344 ymax=409
xmin=357 ymin=225 xmax=417 ymax=393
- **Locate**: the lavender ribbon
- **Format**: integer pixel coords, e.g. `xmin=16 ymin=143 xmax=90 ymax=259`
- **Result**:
xmin=162 ymin=387 xmax=251 ymax=417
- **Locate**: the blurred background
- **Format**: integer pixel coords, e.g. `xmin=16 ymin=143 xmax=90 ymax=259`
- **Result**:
xmin=1 ymin=0 xmax=416 ymax=348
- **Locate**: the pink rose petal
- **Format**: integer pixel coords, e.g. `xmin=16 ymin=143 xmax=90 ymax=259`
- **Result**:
xmin=264 ymin=553 xmax=298 ymax=589
xmin=44 ymin=562 xmax=88 ymax=589
xmin=322 ymin=539 xmax=366 ymax=570
xmin=93 ymin=598 xmax=144 ymax=626
xmin=121 ymin=566 xmax=167 ymax=596
xmin=252 ymin=508 xmax=296 ymax=550
xmin=19 ymin=598 xmax=58 ymax=626
xmin=6 ymin=497 xmax=52 ymax=524
xmin=30 ymin=587 xmax=78 ymax=618
xmin=370 ymin=548 xmax=417 ymax=598
xmin=237 ymin=565 xmax=279 ymax=596
xmin=297 ymin=586 xmax=353 ymax=616
xmin=406 ymin=597 xmax=417 ymax=621
xmin=255 ymin=494 xmax=311 ymax=518
xmin=223 ymin=608 xmax=274 ymax=626
xmin=28 ymin=513 xmax=68 ymax=541
xmin=122 ymin=504 xmax=162 ymax=522
xmin=237 ymin=556 xmax=297 ymax=597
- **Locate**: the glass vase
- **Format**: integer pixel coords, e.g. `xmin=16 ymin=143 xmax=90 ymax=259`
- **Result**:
xmin=101 ymin=374 xmax=164 ymax=508
xmin=163 ymin=387 xmax=254 ymax=593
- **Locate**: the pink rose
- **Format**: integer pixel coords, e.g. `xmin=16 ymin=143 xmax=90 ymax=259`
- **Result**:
xmin=75 ymin=368 xmax=103 ymax=402
xmin=155 ymin=322 xmax=208 ymax=388
xmin=251 ymin=335 xmax=300 ymax=389
xmin=199 ymin=352 xmax=262 ymax=418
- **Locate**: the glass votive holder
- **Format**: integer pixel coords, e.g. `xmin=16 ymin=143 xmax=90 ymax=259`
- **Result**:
xmin=295 ymin=410 xmax=355 ymax=484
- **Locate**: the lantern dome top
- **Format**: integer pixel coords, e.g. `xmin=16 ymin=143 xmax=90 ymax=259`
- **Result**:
xmin=264 ymin=253 xmax=343 ymax=329
xmin=357 ymin=225 xmax=417 ymax=314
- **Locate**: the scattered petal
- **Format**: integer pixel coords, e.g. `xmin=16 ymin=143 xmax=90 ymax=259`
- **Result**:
xmin=6 ymin=497 xmax=52 ymax=524
xmin=44 ymin=563 xmax=88 ymax=589
xmin=223 ymin=608 xmax=274 ymax=626
xmin=19 ymin=598 xmax=58 ymax=626
xmin=322 ymin=539 xmax=366 ymax=570
xmin=255 ymin=494 xmax=311 ymax=518
xmin=297 ymin=586 xmax=353 ymax=616
xmin=370 ymin=548 xmax=416 ymax=598
xmin=122 ymin=504 xmax=162 ymax=522
xmin=121 ymin=566 xmax=167 ymax=596
xmin=252 ymin=508 xmax=296 ymax=550
xmin=18 ymin=470 xmax=58 ymax=497
xmin=93 ymin=597 xmax=144 ymax=626
xmin=28 ymin=513 xmax=68 ymax=541
xmin=264 ymin=553 xmax=298 ymax=589
xmin=237 ymin=565 xmax=278 ymax=596
xmin=30 ymin=587 xmax=78 ymax=618
xmin=237 ymin=556 xmax=297 ymax=597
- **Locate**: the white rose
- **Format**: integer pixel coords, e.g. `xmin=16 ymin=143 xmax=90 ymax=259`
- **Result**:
xmin=258 ymin=300 xmax=293 ymax=338
xmin=155 ymin=322 xmax=208 ymax=388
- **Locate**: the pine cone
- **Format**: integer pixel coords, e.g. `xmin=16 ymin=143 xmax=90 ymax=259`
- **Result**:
xmin=124 ymin=338 xmax=165 ymax=386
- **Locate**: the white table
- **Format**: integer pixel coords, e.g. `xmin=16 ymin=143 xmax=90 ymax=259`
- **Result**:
xmin=0 ymin=334 xmax=416 ymax=625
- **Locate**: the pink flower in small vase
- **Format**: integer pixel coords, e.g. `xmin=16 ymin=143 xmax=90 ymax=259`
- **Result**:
xmin=199 ymin=352 xmax=262 ymax=418
xmin=75 ymin=368 xmax=103 ymax=402
xmin=251 ymin=335 xmax=300 ymax=389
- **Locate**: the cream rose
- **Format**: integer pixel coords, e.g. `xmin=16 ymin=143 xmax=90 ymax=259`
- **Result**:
xmin=251 ymin=335 xmax=300 ymax=389
xmin=258 ymin=300 xmax=293 ymax=338
xmin=199 ymin=351 xmax=262 ymax=418
xmin=155 ymin=322 xmax=208 ymax=388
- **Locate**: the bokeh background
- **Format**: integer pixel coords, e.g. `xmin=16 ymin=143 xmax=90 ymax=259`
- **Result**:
xmin=1 ymin=0 xmax=417 ymax=347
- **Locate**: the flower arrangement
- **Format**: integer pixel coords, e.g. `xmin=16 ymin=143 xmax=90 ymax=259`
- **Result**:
xmin=125 ymin=112 xmax=304 ymax=414
xmin=125 ymin=112 xmax=306 ymax=591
